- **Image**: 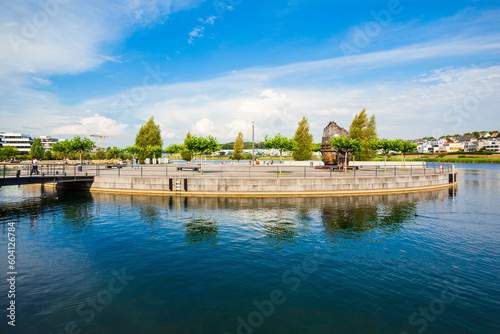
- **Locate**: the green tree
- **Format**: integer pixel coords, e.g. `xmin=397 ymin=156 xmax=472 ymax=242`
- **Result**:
xmin=181 ymin=132 xmax=193 ymax=162
xmin=0 ymin=147 xmax=21 ymax=160
xmin=184 ymin=135 xmax=220 ymax=174
xmin=135 ymin=116 xmax=162 ymax=161
xmin=43 ymin=150 xmax=53 ymax=160
xmin=292 ymin=116 xmax=313 ymax=161
xmin=68 ymin=136 xmax=94 ymax=163
xmin=349 ymin=108 xmax=377 ymax=161
xmin=264 ymin=134 xmax=297 ymax=174
xmin=330 ymin=136 xmax=361 ymax=173
xmin=397 ymin=140 xmax=417 ymax=168
xmin=96 ymin=150 xmax=106 ymax=160
xmin=52 ymin=141 xmax=71 ymax=160
xmin=165 ymin=144 xmax=184 ymax=164
xmin=107 ymin=147 xmax=122 ymax=160
xmin=125 ymin=145 xmax=142 ymax=157
xmin=312 ymin=143 xmax=322 ymax=152
xmin=146 ymin=145 xmax=163 ymax=163
xmin=371 ymin=138 xmax=400 ymax=172
xmin=232 ymin=132 xmax=244 ymax=162
xmin=30 ymin=138 xmax=44 ymax=159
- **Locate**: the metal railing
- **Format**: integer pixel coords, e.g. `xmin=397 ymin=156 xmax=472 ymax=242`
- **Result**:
xmin=1 ymin=162 xmax=455 ymax=180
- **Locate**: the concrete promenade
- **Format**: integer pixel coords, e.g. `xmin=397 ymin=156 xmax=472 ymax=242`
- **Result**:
xmin=2 ymin=162 xmax=456 ymax=196
xmin=89 ymin=163 xmax=457 ymax=197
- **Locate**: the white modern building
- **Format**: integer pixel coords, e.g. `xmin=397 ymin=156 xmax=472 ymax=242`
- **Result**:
xmin=39 ymin=136 xmax=59 ymax=151
xmin=0 ymin=132 xmax=34 ymax=154
xmin=477 ymin=140 xmax=500 ymax=152
xmin=416 ymin=140 xmax=440 ymax=153
xmin=443 ymin=143 xmax=464 ymax=153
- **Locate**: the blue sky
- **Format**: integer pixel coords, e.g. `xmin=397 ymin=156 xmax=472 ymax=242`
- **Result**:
xmin=0 ymin=0 xmax=499 ymax=147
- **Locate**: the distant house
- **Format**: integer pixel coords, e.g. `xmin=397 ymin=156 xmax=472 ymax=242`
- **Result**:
xmin=454 ymin=135 xmax=476 ymax=143
xmin=491 ymin=132 xmax=499 ymax=138
xmin=477 ymin=140 xmax=500 ymax=153
xmin=463 ymin=141 xmax=478 ymax=152
xmin=443 ymin=143 xmax=464 ymax=153
xmin=417 ymin=139 xmax=440 ymax=153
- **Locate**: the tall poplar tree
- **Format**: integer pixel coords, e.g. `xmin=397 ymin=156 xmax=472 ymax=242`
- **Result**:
xmin=349 ymin=108 xmax=377 ymax=161
xmin=232 ymin=132 xmax=244 ymax=162
xmin=135 ymin=117 xmax=162 ymax=161
xmin=292 ymin=116 xmax=313 ymax=161
xmin=181 ymin=132 xmax=193 ymax=162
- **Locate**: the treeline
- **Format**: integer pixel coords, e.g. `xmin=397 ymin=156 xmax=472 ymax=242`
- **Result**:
xmin=220 ymin=142 xmax=266 ymax=150
xmin=421 ymin=130 xmax=499 ymax=140
xmin=3 ymin=109 xmax=428 ymax=163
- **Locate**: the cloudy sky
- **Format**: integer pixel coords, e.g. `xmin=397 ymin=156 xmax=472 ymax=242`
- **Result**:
xmin=1 ymin=0 xmax=499 ymax=147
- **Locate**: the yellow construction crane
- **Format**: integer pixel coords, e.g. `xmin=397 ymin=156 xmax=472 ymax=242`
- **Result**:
xmin=89 ymin=134 xmax=131 ymax=151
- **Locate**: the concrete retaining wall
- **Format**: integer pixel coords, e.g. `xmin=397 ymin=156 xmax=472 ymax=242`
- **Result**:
xmin=90 ymin=173 xmax=456 ymax=196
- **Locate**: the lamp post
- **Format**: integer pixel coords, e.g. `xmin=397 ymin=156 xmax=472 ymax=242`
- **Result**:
xmin=252 ymin=122 xmax=255 ymax=166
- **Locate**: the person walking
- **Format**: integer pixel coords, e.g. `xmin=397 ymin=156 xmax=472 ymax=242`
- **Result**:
xmin=135 ymin=156 xmax=139 ymax=169
xmin=30 ymin=158 xmax=39 ymax=176
xmin=130 ymin=157 xmax=134 ymax=168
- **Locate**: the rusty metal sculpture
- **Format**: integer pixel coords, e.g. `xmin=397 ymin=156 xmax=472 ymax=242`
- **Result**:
xmin=321 ymin=121 xmax=352 ymax=166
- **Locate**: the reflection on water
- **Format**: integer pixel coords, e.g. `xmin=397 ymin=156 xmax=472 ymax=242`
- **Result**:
xmin=1 ymin=167 xmax=499 ymax=334
xmin=184 ymin=218 xmax=218 ymax=245
xmin=263 ymin=216 xmax=300 ymax=246
xmin=0 ymin=186 xmax=451 ymax=246
xmin=138 ymin=205 xmax=161 ymax=225
xmin=90 ymin=190 xmax=448 ymax=246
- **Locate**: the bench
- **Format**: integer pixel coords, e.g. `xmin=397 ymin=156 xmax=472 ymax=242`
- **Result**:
xmin=177 ymin=166 xmax=199 ymax=172
xmin=105 ymin=164 xmax=123 ymax=169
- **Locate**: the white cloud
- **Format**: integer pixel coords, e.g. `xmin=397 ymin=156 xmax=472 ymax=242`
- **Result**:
xmin=52 ymin=114 xmax=128 ymax=135
xmin=224 ymin=119 xmax=252 ymax=139
xmin=0 ymin=0 xmax=204 ymax=78
xmin=199 ymin=16 xmax=217 ymax=25
xmin=32 ymin=76 xmax=51 ymax=85
xmin=2 ymin=8 xmax=500 ymax=144
xmin=188 ymin=26 xmax=204 ymax=44
xmin=161 ymin=130 xmax=176 ymax=139
xmin=192 ymin=118 xmax=215 ymax=136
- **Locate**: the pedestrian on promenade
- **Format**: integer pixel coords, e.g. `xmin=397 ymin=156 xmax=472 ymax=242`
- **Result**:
xmin=130 ymin=157 xmax=134 ymax=168
xmin=135 ymin=157 xmax=139 ymax=169
xmin=30 ymin=158 xmax=39 ymax=176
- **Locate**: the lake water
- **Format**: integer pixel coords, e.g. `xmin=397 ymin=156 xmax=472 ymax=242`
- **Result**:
xmin=0 ymin=164 xmax=499 ymax=333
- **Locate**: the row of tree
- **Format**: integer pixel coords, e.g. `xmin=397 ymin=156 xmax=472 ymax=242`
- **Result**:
xmin=13 ymin=112 xmax=416 ymax=166
xmin=330 ymin=137 xmax=417 ymax=172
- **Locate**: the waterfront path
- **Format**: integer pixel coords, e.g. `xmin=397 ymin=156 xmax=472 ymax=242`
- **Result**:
xmin=1 ymin=162 xmax=454 ymax=180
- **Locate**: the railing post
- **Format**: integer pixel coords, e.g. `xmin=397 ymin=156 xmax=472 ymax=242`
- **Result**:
xmin=3 ymin=164 xmax=5 ymax=179
xmin=411 ymin=165 xmax=413 ymax=176
xmin=166 ymin=166 xmax=168 ymax=178
xmin=394 ymin=166 xmax=397 ymax=176
xmin=304 ymin=166 xmax=306 ymax=178
xmin=141 ymin=166 xmax=143 ymax=177
xmin=330 ymin=167 xmax=332 ymax=178
xmin=118 ymin=166 xmax=120 ymax=177
xmin=375 ymin=166 xmax=378 ymax=177
xmin=74 ymin=165 xmax=76 ymax=176
xmin=353 ymin=167 xmax=356 ymax=178
xmin=277 ymin=167 xmax=279 ymax=178
xmin=424 ymin=165 xmax=426 ymax=175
